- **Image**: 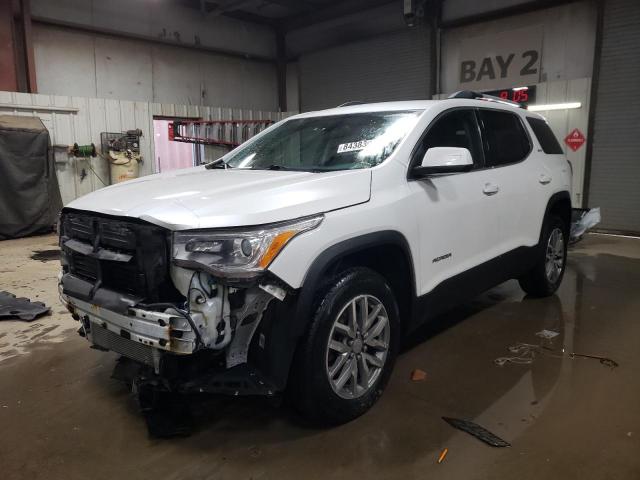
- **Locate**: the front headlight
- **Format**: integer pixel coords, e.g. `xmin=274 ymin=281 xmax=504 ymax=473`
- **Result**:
xmin=172 ymin=215 xmax=323 ymax=278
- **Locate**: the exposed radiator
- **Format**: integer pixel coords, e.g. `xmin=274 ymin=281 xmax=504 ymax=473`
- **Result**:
xmin=91 ymin=323 xmax=154 ymax=366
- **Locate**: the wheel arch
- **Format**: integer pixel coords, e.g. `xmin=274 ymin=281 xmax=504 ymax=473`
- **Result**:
xmin=541 ymin=191 xmax=572 ymax=241
xmin=295 ymin=231 xmax=416 ymax=334
xmin=259 ymin=231 xmax=416 ymax=391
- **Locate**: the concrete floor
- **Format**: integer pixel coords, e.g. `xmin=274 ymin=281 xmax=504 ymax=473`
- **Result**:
xmin=0 ymin=233 xmax=639 ymax=479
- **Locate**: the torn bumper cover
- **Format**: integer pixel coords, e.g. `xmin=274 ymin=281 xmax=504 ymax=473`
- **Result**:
xmin=570 ymin=207 xmax=601 ymax=243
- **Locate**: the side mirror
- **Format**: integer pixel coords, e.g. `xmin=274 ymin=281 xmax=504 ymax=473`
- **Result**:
xmin=412 ymin=147 xmax=473 ymax=178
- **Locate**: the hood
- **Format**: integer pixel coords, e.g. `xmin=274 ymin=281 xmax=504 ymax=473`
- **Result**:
xmin=66 ymin=167 xmax=372 ymax=230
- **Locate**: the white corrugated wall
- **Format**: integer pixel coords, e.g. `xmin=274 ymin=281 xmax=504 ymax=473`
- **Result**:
xmin=0 ymin=91 xmax=295 ymax=205
xmin=298 ymin=26 xmax=431 ymax=111
xmin=588 ymin=0 xmax=640 ymax=233
xmin=32 ymin=24 xmax=280 ymax=111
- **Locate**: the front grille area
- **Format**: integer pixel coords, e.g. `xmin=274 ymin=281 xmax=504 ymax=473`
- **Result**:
xmin=60 ymin=210 xmax=181 ymax=302
xmin=101 ymin=260 xmax=145 ymax=296
xmin=71 ymin=252 xmax=99 ymax=281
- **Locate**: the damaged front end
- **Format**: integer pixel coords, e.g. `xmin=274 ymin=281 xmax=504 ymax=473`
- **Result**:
xmin=59 ymin=209 xmax=320 ymax=396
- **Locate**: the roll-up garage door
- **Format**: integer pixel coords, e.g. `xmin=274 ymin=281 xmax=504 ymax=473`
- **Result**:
xmin=588 ymin=0 xmax=640 ymax=233
xmin=299 ymin=26 xmax=431 ymax=112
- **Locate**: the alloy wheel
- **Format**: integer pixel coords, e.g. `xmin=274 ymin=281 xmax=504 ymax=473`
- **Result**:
xmin=325 ymin=294 xmax=391 ymax=399
xmin=545 ymin=227 xmax=565 ymax=283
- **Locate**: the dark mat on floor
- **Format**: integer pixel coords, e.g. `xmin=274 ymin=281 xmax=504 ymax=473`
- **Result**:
xmin=0 ymin=291 xmax=50 ymax=321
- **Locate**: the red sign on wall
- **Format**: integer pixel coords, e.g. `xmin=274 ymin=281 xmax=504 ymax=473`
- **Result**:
xmin=564 ymin=128 xmax=586 ymax=152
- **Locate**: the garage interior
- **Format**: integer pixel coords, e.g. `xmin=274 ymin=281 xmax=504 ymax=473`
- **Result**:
xmin=0 ymin=0 xmax=639 ymax=478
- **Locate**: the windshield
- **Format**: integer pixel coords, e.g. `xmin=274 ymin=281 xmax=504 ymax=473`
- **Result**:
xmin=223 ymin=110 xmax=422 ymax=171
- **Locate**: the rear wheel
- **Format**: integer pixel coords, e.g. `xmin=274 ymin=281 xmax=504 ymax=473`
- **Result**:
xmin=290 ymin=268 xmax=400 ymax=425
xmin=519 ymin=215 xmax=567 ymax=297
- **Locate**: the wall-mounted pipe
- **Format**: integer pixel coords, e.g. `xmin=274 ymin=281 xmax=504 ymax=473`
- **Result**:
xmin=0 ymin=103 xmax=78 ymax=113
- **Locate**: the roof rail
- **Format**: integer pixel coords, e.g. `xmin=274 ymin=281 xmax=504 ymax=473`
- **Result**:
xmin=337 ymin=101 xmax=366 ymax=107
xmin=448 ymin=90 xmax=522 ymax=108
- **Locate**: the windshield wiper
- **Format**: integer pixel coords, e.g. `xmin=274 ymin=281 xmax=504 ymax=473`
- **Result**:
xmin=204 ymin=158 xmax=231 ymax=170
xmin=251 ymin=164 xmax=290 ymax=171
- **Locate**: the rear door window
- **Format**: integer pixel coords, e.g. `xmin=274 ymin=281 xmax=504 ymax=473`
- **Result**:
xmin=526 ymin=117 xmax=564 ymax=154
xmin=478 ymin=110 xmax=531 ymax=167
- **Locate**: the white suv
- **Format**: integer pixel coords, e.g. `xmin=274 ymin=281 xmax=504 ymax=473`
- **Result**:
xmin=59 ymin=95 xmax=571 ymax=424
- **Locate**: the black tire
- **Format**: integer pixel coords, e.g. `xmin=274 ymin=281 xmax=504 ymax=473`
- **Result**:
xmin=289 ymin=267 xmax=400 ymax=426
xmin=518 ymin=215 xmax=567 ymax=297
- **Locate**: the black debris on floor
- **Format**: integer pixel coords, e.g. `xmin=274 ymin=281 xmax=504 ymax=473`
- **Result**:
xmin=442 ymin=417 xmax=511 ymax=447
xmin=30 ymin=249 xmax=60 ymax=262
xmin=0 ymin=291 xmax=50 ymax=321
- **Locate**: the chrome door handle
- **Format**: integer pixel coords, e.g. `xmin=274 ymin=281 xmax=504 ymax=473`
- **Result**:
xmin=539 ymin=174 xmax=552 ymax=185
xmin=483 ymin=183 xmax=499 ymax=195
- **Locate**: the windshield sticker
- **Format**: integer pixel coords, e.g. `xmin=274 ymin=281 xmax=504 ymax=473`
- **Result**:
xmin=337 ymin=140 xmax=370 ymax=153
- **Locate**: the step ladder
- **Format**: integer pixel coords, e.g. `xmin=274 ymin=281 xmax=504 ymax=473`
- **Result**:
xmin=168 ymin=119 xmax=274 ymax=149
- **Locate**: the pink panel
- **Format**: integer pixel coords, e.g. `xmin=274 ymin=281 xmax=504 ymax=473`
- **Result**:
xmin=153 ymin=119 xmax=195 ymax=172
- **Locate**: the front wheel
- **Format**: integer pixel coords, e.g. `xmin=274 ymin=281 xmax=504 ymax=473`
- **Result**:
xmin=289 ymin=267 xmax=400 ymax=425
xmin=518 ymin=215 xmax=567 ymax=297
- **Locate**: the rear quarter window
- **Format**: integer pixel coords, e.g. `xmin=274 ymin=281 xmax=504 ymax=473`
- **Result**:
xmin=526 ymin=117 xmax=564 ymax=154
xmin=478 ymin=109 xmax=531 ymax=167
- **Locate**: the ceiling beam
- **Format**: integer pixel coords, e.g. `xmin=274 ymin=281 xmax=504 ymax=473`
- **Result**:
xmin=222 ymin=9 xmax=279 ymax=27
xmin=197 ymin=0 xmax=279 ymax=26
xmin=261 ymin=0 xmax=315 ymax=12
xmin=283 ymin=0 xmax=396 ymax=31
xmin=439 ymin=0 xmax=580 ymax=28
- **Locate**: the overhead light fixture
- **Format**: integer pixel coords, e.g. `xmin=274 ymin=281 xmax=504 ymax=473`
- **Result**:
xmin=527 ymin=102 xmax=582 ymax=111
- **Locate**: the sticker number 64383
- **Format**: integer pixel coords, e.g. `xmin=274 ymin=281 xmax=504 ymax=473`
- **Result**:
xmin=337 ymin=140 xmax=369 ymax=153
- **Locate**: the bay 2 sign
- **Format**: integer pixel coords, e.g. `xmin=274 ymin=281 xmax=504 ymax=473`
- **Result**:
xmin=457 ymin=26 xmax=542 ymax=90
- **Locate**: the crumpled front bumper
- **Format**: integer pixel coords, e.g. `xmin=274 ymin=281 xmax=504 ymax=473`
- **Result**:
xmin=63 ymin=290 xmax=282 ymax=396
xmin=69 ymin=297 xmax=196 ymax=353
